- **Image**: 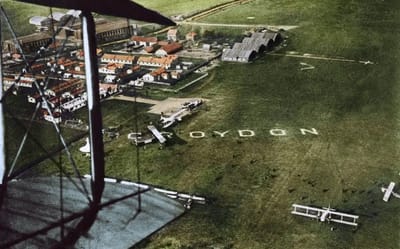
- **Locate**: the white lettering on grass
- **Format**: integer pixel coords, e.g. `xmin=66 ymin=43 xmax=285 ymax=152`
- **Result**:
xmin=188 ymin=128 xmax=319 ymax=138
xmin=300 ymin=128 xmax=319 ymax=135
xmin=269 ymin=129 xmax=287 ymax=136
xmin=189 ymin=131 xmax=206 ymax=138
xmin=213 ymin=130 xmax=230 ymax=137
xmin=238 ymin=130 xmax=255 ymax=137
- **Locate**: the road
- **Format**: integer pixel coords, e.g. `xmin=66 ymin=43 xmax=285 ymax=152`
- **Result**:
xmin=178 ymin=21 xmax=298 ymax=31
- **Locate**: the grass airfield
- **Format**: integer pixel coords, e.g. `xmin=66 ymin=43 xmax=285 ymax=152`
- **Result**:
xmin=3 ymin=0 xmax=400 ymax=248
xmin=130 ymin=0 xmax=400 ymax=248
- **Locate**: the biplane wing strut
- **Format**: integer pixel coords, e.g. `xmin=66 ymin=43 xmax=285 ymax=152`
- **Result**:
xmin=0 ymin=0 xmax=174 ymax=205
xmin=0 ymin=1 xmax=175 ymax=246
xmin=0 ymin=25 xmax=4 ymax=186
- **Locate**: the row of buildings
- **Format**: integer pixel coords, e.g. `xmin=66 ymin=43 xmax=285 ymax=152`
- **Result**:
xmin=3 ymin=37 xmax=197 ymax=122
xmin=4 ymin=8 xmax=198 ymax=56
xmin=4 ymin=10 xmax=137 ymax=54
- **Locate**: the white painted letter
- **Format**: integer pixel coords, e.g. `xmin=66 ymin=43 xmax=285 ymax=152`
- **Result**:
xmin=190 ymin=131 xmax=206 ymax=138
xmin=213 ymin=130 xmax=230 ymax=137
xmin=300 ymin=128 xmax=319 ymax=135
xmin=270 ymin=129 xmax=287 ymax=136
xmin=238 ymin=130 xmax=255 ymax=137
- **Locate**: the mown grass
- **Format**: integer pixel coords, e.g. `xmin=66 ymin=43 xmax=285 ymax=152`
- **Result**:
xmin=0 ymin=0 xmax=230 ymax=38
xmin=132 ymin=0 xmax=400 ymax=249
xmin=3 ymin=0 xmax=400 ymax=249
xmin=0 ymin=0 xmax=66 ymax=37
xmin=134 ymin=0 xmax=232 ymax=17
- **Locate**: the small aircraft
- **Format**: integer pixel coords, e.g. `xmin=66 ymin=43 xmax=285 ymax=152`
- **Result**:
xmin=359 ymin=60 xmax=374 ymax=65
xmin=147 ymin=125 xmax=167 ymax=144
xmin=181 ymin=99 xmax=203 ymax=110
xmin=160 ymin=109 xmax=187 ymax=128
xmin=160 ymin=99 xmax=203 ymax=128
xmin=291 ymin=203 xmax=359 ymax=227
xmin=127 ymin=127 xmax=172 ymax=146
xmin=154 ymin=187 xmax=206 ymax=209
xmin=381 ymin=182 xmax=400 ymax=202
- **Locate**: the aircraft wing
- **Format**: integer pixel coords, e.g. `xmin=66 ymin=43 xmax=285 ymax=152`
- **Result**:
xmin=291 ymin=204 xmax=322 ymax=219
xmin=291 ymin=204 xmax=359 ymax=226
xmin=16 ymin=0 xmax=175 ymax=26
xmin=382 ymin=182 xmax=396 ymax=202
xmin=328 ymin=210 xmax=359 ymax=226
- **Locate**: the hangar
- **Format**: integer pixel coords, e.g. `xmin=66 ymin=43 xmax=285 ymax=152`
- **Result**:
xmin=29 ymin=16 xmax=53 ymax=27
xmin=221 ymin=31 xmax=281 ymax=62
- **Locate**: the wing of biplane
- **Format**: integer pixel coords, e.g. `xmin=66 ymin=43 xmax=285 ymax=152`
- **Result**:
xmin=291 ymin=204 xmax=359 ymax=227
xmin=16 ymin=0 xmax=175 ymax=26
xmin=0 ymin=1 xmax=179 ymax=248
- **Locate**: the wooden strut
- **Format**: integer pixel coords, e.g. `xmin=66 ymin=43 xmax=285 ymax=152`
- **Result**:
xmin=0 ymin=0 xmax=175 ymax=247
xmin=0 ymin=5 xmax=6 ymax=207
xmin=81 ymin=10 xmax=105 ymax=206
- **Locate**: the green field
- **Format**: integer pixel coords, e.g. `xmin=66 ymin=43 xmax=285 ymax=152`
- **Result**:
xmin=132 ymin=1 xmax=400 ymax=248
xmin=0 ymin=0 xmax=230 ymax=37
xmin=3 ymin=0 xmax=400 ymax=249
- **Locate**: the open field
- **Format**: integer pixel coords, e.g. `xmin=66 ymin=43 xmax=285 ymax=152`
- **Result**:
xmin=0 ymin=0 xmax=230 ymax=37
xmin=134 ymin=0 xmax=237 ymax=17
xmin=132 ymin=1 xmax=400 ymax=249
xmin=3 ymin=0 xmax=400 ymax=249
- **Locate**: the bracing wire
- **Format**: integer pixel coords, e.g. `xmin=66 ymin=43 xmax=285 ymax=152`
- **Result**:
xmin=49 ymin=7 xmax=65 ymax=240
xmin=7 ymin=102 xmax=42 ymax=176
xmin=4 ymin=106 xmax=90 ymax=200
xmin=0 ymin=7 xmax=74 ymax=102
xmin=134 ymin=80 xmax=142 ymax=212
xmin=0 ymin=6 xmax=91 ymax=202
xmin=127 ymin=17 xmax=142 ymax=212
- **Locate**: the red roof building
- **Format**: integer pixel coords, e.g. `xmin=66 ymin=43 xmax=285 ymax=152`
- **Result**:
xmin=131 ymin=36 xmax=158 ymax=46
xmin=155 ymin=42 xmax=183 ymax=57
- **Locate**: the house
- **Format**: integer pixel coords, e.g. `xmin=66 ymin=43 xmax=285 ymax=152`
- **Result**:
xmin=126 ymin=65 xmax=141 ymax=74
xmin=10 ymin=74 xmax=38 ymax=89
xmin=99 ymin=62 xmax=124 ymax=74
xmin=137 ymin=55 xmax=178 ymax=69
xmin=44 ymin=79 xmax=83 ymax=97
xmin=1 ymin=76 xmax=36 ymax=91
xmin=170 ymin=71 xmax=181 ymax=80
xmin=144 ymin=44 xmax=161 ymax=53
xmin=30 ymin=63 xmax=47 ymax=73
xmin=56 ymin=57 xmax=77 ymax=70
xmin=155 ymin=42 xmax=183 ymax=57
xmin=70 ymin=70 xmax=86 ymax=79
xmin=142 ymin=67 xmax=166 ymax=82
xmin=101 ymin=53 xmax=134 ymax=64
xmin=176 ymin=61 xmax=193 ymax=70
xmin=161 ymin=72 xmax=170 ymax=80
xmin=61 ymin=92 xmax=87 ymax=112
xmin=76 ymin=49 xmax=103 ymax=60
xmin=131 ymin=36 xmax=158 ymax=47
xmin=104 ymin=74 xmax=117 ymax=83
xmin=167 ymin=29 xmax=178 ymax=41
xmin=91 ymin=20 xmax=135 ymax=44
xmin=186 ymin=32 xmax=197 ymax=42
xmin=3 ymin=77 xmax=15 ymax=91
xmin=99 ymin=83 xmax=119 ymax=95
xmin=3 ymin=33 xmax=52 ymax=54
